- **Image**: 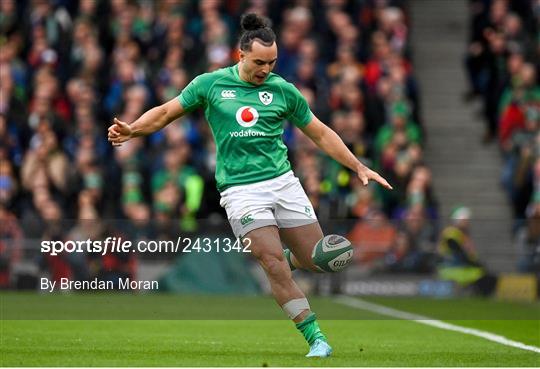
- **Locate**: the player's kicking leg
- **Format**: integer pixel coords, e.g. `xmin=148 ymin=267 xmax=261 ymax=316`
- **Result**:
xmin=244 ymin=225 xmax=332 ymax=357
xmin=279 ymin=222 xmax=324 ymax=272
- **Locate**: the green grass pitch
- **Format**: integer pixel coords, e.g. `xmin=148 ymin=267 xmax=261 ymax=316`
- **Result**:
xmin=1 ymin=293 xmax=539 ymax=366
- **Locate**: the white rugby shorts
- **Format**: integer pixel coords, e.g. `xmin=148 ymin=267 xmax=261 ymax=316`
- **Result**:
xmin=219 ymin=171 xmax=318 ymax=238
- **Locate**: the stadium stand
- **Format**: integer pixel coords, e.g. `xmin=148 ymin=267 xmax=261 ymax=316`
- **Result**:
xmin=463 ymin=0 xmax=539 ymax=272
xmin=1 ymin=0 xmax=535 ymax=292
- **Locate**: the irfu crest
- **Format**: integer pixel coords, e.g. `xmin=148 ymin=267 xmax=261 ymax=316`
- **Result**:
xmin=259 ymin=91 xmax=273 ymax=105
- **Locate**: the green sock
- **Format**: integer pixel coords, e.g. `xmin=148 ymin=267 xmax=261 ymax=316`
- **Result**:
xmin=283 ymin=249 xmax=296 ymax=271
xmin=295 ymin=312 xmax=327 ymax=345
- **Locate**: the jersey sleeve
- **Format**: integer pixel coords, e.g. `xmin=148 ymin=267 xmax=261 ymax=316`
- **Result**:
xmin=284 ymin=82 xmax=313 ymax=128
xmin=177 ymin=73 xmax=211 ymax=112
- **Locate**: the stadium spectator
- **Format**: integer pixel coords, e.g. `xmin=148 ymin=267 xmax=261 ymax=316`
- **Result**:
xmin=515 ymin=199 xmax=540 ymax=273
xmin=385 ymin=203 xmax=436 ymax=273
xmin=501 ymin=103 xmax=539 ymax=217
xmin=348 ymin=208 xmax=398 ymax=267
xmin=0 ymin=158 xmax=18 ymax=208
xmin=0 ymin=204 xmax=23 ymax=288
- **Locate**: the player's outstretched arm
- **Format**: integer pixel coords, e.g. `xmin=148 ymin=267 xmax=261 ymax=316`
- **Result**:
xmin=300 ymin=116 xmax=393 ymax=190
xmin=108 ymin=97 xmax=186 ymax=146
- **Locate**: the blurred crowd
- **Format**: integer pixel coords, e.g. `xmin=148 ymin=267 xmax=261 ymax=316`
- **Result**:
xmin=0 ymin=0 xmax=504 ymax=289
xmin=464 ymin=0 xmax=540 ymax=273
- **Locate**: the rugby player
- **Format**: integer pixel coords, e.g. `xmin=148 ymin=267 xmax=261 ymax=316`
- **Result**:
xmin=108 ymin=13 xmax=392 ymax=357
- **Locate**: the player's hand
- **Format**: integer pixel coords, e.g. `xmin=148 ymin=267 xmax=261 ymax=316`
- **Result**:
xmin=108 ymin=117 xmax=132 ymax=147
xmin=357 ymin=165 xmax=393 ymax=190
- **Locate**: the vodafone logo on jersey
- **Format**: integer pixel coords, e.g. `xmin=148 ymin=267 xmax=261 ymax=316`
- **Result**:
xmin=235 ymin=106 xmax=259 ymax=128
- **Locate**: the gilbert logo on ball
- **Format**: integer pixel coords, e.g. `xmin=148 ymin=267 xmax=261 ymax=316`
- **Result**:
xmin=235 ymin=106 xmax=259 ymax=128
xmin=312 ymin=234 xmax=354 ymax=272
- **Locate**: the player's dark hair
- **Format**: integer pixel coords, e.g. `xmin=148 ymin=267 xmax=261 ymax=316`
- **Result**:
xmin=239 ymin=13 xmax=276 ymax=51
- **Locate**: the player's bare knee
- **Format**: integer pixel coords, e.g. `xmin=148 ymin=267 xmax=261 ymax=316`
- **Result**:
xmin=258 ymin=253 xmax=289 ymax=280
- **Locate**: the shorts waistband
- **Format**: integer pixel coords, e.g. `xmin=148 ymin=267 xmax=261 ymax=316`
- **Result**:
xmin=221 ymin=170 xmax=294 ymax=195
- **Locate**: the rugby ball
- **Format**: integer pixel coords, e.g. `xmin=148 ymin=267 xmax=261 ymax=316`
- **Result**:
xmin=312 ymin=234 xmax=354 ymax=272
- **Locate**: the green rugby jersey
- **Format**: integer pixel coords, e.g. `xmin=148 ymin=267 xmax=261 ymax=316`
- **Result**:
xmin=178 ymin=64 xmax=313 ymax=192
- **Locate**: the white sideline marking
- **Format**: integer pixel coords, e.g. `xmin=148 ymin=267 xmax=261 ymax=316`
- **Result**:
xmin=335 ymin=295 xmax=540 ymax=354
